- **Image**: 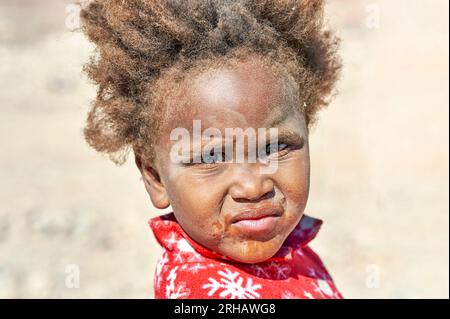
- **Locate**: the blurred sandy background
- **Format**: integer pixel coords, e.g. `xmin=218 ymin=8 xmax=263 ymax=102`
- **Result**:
xmin=0 ymin=0 xmax=448 ymax=298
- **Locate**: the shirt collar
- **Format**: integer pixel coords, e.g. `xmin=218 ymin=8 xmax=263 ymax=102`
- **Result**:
xmin=149 ymin=212 xmax=322 ymax=263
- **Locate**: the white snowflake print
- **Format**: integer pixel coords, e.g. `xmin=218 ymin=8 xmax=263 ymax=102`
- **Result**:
xmin=312 ymin=279 xmax=335 ymax=298
xmin=180 ymin=263 xmax=207 ymax=274
xmin=188 ymin=264 xmax=208 ymax=274
xmin=318 ymin=279 xmax=334 ymax=296
xmin=282 ymin=290 xmax=316 ymax=299
xmin=202 ymin=268 xmax=262 ymax=299
xmin=173 ymin=251 xmax=184 ymax=263
xmin=251 ymin=263 xmax=291 ymax=280
xmin=307 ymin=267 xmax=318 ymax=278
xmin=284 ymin=250 xmax=293 ymax=261
xmin=155 ymin=252 xmax=169 ymax=289
xmin=304 ymin=291 xmax=315 ymax=299
xmin=176 ymin=238 xmax=195 ymax=253
xmin=269 ymin=262 xmax=291 ymax=279
xmin=251 ymin=265 xmax=270 ymax=278
xmin=164 ymin=232 xmax=179 ymax=249
xmin=187 ymin=251 xmax=204 ymax=262
xmin=281 ymin=290 xmax=295 ymax=299
xmin=161 ymin=220 xmax=171 ymax=226
xmin=307 ymin=266 xmax=330 ymax=280
xmin=164 ymin=236 xmax=206 ymax=263
xmin=165 ymin=266 xmax=191 ymax=299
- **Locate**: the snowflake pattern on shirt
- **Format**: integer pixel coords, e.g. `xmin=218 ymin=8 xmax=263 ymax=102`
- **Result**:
xmin=150 ymin=212 xmax=343 ymax=299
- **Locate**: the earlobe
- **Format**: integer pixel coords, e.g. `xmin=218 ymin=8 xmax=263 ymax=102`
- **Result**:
xmin=135 ymin=154 xmax=170 ymax=209
xmin=147 ymin=183 xmax=171 ymax=209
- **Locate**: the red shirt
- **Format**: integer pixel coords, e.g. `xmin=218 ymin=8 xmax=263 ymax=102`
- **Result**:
xmin=149 ymin=212 xmax=343 ymax=299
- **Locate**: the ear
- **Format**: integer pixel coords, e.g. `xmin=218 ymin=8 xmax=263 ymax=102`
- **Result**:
xmin=134 ymin=153 xmax=170 ymax=209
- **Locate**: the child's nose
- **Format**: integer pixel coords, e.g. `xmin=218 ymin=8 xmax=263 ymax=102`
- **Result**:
xmin=228 ymin=165 xmax=275 ymax=201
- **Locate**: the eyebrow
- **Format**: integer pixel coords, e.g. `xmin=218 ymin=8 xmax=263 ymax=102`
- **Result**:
xmin=187 ymin=118 xmax=304 ymax=147
xmin=264 ymin=108 xmax=305 ymax=143
xmin=266 ymin=110 xmax=289 ymax=128
xmin=276 ymin=129 xmax=304 ymax=146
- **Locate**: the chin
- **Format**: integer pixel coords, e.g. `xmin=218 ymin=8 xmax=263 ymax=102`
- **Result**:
xmin=222 ymin=239 xmax=282 ymax=264
xmin=231 ymin=253 xmax=276 ymax=264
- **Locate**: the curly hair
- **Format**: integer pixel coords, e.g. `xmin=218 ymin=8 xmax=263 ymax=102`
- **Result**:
xmin=80 ymin=0 xmax=341 ymax=165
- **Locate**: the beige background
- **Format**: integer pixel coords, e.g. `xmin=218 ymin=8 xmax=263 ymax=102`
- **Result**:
xmin=0 ymin=0 xmax=448 ymax=298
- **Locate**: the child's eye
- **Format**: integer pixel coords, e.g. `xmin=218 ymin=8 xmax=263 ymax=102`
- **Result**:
xmin=265 ymin=142 xmax=289 ymax=158
xmin=201 ymin=148 xmax=226 ymax=164
xmin=188 ymin=148 xmax=227 ymax=167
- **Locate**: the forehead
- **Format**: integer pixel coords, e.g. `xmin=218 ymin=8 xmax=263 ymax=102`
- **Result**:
xmin=166 ymin=59 xmax=299 ymax=130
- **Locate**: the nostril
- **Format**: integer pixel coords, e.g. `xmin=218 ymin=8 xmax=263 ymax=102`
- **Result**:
xmin=228 ymin=169 xmax=275 ymax=202
xmin=232 ymin=188 xmax=275 ymax=203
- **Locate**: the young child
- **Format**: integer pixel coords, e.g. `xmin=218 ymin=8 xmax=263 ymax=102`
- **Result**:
xmin=80 ymin=0 xmax=342 ymax=299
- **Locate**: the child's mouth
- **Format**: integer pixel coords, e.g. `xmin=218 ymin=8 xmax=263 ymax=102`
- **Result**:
xmin=232 ymin=215 xmax=280 ymax=237
xmin=230 ymin=205 xmax=283 ymax=238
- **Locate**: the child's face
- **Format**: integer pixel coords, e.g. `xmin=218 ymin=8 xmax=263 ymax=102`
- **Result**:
xmin=140 ymin=58 xmax=310 ymax=263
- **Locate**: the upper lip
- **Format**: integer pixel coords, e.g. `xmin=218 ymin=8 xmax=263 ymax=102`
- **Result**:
xmin=230 ymin=204 xmax=283 ymax=224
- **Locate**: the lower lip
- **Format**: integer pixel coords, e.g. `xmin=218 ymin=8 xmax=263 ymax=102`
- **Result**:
xmin=231 ymin=215 xmax=280 ymax=237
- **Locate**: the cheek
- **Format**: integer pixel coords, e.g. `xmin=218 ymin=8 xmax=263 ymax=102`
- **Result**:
xmin=170 ymin=174 xmax=223 ymax=207
xmin=277 ymin=153 xmax=310 ymax=207
xmin=164 ymin=171 xmax=227 ymax=248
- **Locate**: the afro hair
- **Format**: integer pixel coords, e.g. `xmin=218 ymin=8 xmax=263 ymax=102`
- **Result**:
xmin=80 ymin=0 xmax=341 ymax=164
